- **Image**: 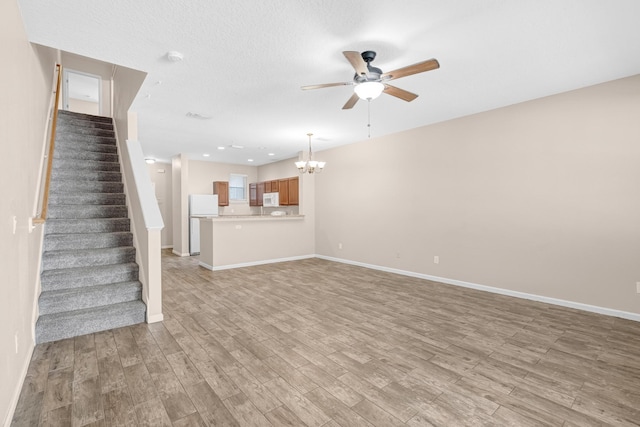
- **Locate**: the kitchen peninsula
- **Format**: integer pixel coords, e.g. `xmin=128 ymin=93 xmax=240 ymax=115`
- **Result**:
xmin=197 ymin=214 xmax=313 ymax=270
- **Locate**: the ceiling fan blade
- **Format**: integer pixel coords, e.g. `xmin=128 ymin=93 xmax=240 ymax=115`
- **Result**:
xmin=343 ymin=51 xmax=369 ymax=76
xmin=301 ymin=82 xmax=353 ymax=90
xmin=383 ymin=84 xmax=418 ymax=102
xmin=381 ymin=58 xmax=440 ymax=81
xmin=342 ymin=92 xmax=359 ymax=110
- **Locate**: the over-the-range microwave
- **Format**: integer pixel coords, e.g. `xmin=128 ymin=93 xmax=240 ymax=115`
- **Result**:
xmin=263 ymin=192 xmax=279 ymax=207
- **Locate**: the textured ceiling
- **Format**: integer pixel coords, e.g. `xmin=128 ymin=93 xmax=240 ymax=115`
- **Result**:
xmin=18 ymin=0 xmax=640 ymax=165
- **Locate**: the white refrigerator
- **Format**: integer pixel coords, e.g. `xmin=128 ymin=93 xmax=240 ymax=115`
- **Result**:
xmin=189 ymin=194 xmax=218 ymax=255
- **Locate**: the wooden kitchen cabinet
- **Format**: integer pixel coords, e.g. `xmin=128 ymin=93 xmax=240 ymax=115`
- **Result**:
xmin=278 ymin=179 xmax=289 ymax=205
xmin=276 ymin=176 xmax=299 ymax=206
xmin=257 ymin=182 xmax=264 ymax=206
xmin=213 ymin=181 xmax=229 ymax=206
xmin=288 ymin=176 xmax=299 ymax=205
xmin=249 ymin=183 xmax=258 ymax=206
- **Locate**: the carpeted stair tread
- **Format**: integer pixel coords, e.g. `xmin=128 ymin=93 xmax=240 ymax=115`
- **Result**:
xmin=57 ymin=119 xmax=114 ymax=130
xmin=41 ymin=262 xmax=139 ymax=291
xmin=42 ymin=246 xmax=136 ymax=270
xmin=44 ymin=231 xmax=133 ymax=251
xmin=45 ymin=218 xmax=130 ymax=234
xmin=35 ymin=300 xmax=147 ymax=343
xmin=38 ymin=281 xmax=142 ymax=315
xmin=54 ymin=147 xmax=118 ymax=162
xmin=50 ymin=180 xmax=123 ymax=194
xmin=56 ymin=133 xmax=117 ymax=146
xmin=47 ymin=204 xmax=128 ymax=219
xmin=51 ymin=169 xmax=122 ymax=182
xmin=49 ymin=192 xmax=126 ymax=206
xmin=55 ymin=138 xmax=117 ymax=152
xmin=57 ymin=110 xmax=113 ymax=123
xmin=52 ymin=158 xmax=121 ymax=172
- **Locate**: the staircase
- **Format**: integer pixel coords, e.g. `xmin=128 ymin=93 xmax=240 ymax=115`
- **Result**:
xmin=35 ymin=110 xmax=146 ymax=343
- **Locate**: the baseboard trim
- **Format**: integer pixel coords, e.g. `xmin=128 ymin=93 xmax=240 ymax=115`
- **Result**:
xmin=172 ymin=249 xmax=190 ymax=257
xmin=4 ymin=341 xmax=35 ymax=427
xmin=316 ymin=255 xmax=640 ymax=322
xmin=147 ymin=313 xmax=164 ymax=323
xmin=200 ymin=254 xmax=315 ymax=271
xmin=161 ymin=245 xmax=173 ymax=249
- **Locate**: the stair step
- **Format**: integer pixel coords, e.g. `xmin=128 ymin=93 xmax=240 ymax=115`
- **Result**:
xmin=51 ymin=169 xmax=122 ymax=182
xmin=44 ymin=232 xmax=133 ymax=251
xmin=47 ymin=204 xmax=128 ymax=219
xmin=55 ymin=126 xmax=115 ymax=138
xmin=54 ymin=147 xmax=118 ymax=163
xmin=36 ymin=300 xmax=146 ymax=343
xmin=41 ymin=262 xmax=139 ymax=291
xmin=56 ymin=119 xmax=114 ymax=131
xmin=39 ymin=281 xmax=142 ymax=316
xmin=50 ymin=180 xmax=124 ymax=194
xmin=42 ymin=246 xmax=136 ymax=270
xmin=52 ymin=158 xmax=120 ymax=172
xmin=56 ymin=133 xmax=116 ymax=146
xmin=58 ymin=110 xmax=113 ymax=123
xmin=49 ymin=193 xmax=126 ymax=206
xmin=45 ymin=218 xmax=130 ymax=234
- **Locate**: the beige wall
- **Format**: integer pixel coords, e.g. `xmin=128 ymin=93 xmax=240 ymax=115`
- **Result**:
xmin=172 ymin=154 xmax=189 ymax=255
xmin=315 ymin=75 xmax=640 ymax=316
xmin=60 ymin=50 xmax=113 ymax=115
xmin=0 ymin=1 xmax=58 ymax=424
xmin=148 ymin=162 xmax=173 ymax=248
xmin=188 ymin=160 xmax=258 ymax=215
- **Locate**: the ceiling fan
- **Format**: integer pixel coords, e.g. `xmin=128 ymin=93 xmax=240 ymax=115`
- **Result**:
xmin=301 ymin=51 xmax=440 ymax=109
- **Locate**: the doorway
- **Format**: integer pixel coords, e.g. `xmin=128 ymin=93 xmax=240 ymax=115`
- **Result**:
xmin=63 ymin=69 xmax=102 ymax=115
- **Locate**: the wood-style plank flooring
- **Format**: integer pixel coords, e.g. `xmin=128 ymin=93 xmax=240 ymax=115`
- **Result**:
xmin=12 ymin=250 xmax=640 ymax=426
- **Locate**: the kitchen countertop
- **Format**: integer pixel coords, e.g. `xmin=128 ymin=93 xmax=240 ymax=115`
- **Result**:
xmin=199 ymin=214 xmax=305 ymax=221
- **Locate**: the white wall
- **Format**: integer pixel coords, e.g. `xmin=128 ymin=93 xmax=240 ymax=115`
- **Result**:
xmin=315 ymin=75 xmax=640 ymax=317
xmin=148 ymin=162 xmax=173 ymax=248
xmin=0 ymin=1 xmax=58 ymax=424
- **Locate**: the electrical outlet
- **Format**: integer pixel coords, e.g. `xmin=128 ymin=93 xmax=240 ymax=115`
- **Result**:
xmin=12 ymin=216 xmax=17 ymax=234
xmin=637 ymin=282 xmax=640 ymax=294
xmin=235 ymin=224 xmax=242 ymax=230
xmin=338 ymin=243 xmax=342 ymax=250
xmin=434 ymin=255 xmax=440 ymax=264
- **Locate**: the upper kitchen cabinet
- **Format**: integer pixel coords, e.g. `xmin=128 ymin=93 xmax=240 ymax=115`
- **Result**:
xmin=278 ymin=176 xmax=299 ymax=206
xmin=249 ymin=182 xmax=258 ymax=206
xmin=213 ymin=181 xmax=229 ymax=206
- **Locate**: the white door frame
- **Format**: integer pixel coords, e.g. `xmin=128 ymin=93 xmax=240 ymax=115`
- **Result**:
xmin=62 ymin=69 xmax=102 ymax=115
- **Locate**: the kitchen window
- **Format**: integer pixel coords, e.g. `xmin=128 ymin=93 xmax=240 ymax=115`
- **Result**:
xmin=229 ymin=174 xmax=247 ymax=201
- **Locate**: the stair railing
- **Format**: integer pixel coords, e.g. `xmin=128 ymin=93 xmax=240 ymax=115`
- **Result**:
xmin=33 ymin=63 xmax=62 ymax=225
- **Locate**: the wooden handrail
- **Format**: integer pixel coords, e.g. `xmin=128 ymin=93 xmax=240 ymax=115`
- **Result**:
xmin=34 ymin=64 xmax=62 ymax=224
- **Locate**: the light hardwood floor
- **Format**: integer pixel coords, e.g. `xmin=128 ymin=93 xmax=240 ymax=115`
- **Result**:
xmin=12 ymin=250 xmax=640 ymax=426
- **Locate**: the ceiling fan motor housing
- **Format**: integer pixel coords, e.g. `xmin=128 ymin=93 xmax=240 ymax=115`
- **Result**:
xmin=355 ymin=51 xmax=382 ymax=83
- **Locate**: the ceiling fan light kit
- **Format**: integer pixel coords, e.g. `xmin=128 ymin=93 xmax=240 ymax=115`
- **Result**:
xmin=295 ymin=133 xmax=326 ymax=174
xmin=301 ymin=50 xmax=439 ymax=109
xmin=354 ymin=81 xmax=384 ymax=100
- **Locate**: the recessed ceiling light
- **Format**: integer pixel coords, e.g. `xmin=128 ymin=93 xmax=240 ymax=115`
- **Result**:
xmin=247 ymin=159 xmax=254 ymax=162
xmin=203 ymin=153 xmax=210 ymax=157
xmin=230 ymin=144 xmax=244 ymax=149
xmin=268 ymin=153 xmax=275 ymax=156
xmin=217 ymin=146 xmax=225 ymax=150
xmin=145 ymin=158 xmax=156 ymax=164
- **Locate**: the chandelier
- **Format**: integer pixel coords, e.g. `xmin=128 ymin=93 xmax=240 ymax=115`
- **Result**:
xmin=295 ymin=133 xmax=326 ymax=174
